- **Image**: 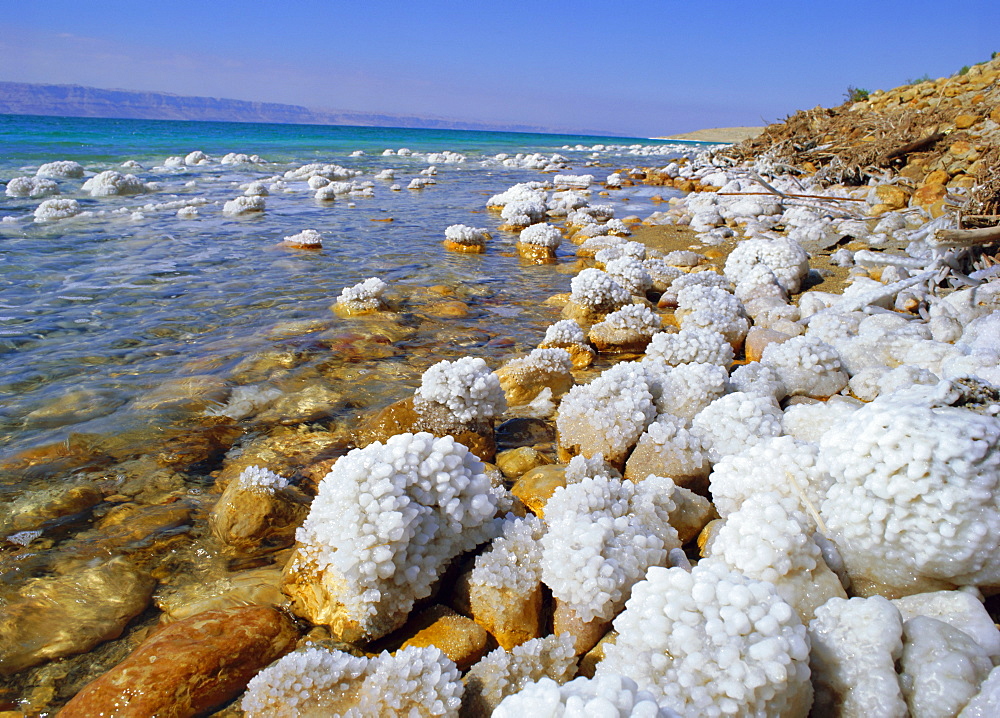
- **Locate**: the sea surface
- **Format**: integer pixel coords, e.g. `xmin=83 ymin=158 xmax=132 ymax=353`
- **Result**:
xmin=0 ymin=113 xmax=698 ymax=473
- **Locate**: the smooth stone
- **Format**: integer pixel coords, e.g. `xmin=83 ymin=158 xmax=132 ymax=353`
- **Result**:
xmin=495 ymin=417 xmax=556 ymax=449
xmin=209 ymin=480 xmax=310 ymax=556
xmin=23 ymin=389 xmax=125 ymax=428
xmin=469 ymin=581 xmax=545 ymax=651
xmin=157 ymin=567 xmax=286 ymax=622
xmin=58 ymin=607 xmax=299 ymax=718
xmin=552 ymin=600 xmax=611 ymax=655
xmin=212 ymin=428 xmax=351 ymax=493
xmin=511 ymin=465 xmax=567 ymax=518
xmin=425 ymin=300 xmax=471 ymax=318
xmin=0 ymin=483 xmax=102 ymax=537
xmin=252 ymin=383 xmax=346 ymax=425
xmin=495 ymin=446 xmax=549 ymax=480
xmin=0 ymin=558 xmax=154 ymax=675
xmin=495 ymin=360 xmax=573 ymax=407
xmin=745 ymin=327 xmax=792 ymax=363
xmin=399 ymin=607 xmax=490 ymax=671
xmin=131 ymin=375 xmax=229 ymax=413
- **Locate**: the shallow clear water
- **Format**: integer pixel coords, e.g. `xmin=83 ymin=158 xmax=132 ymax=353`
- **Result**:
xmin=0 ymin=114 xmax=696 ymax=463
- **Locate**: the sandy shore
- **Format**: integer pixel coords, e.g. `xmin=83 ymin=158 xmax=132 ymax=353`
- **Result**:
xmin=655 ymin=126 xmax=764 ymax=143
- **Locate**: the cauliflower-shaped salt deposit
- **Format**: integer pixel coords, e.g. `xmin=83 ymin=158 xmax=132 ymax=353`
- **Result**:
xmin=336 ymin=276 xmax=387 ymax=314
xmin=808 ymin=596 xmax=908 ymax=718
xmin=569 ymin=269 xmax=631 ymax=313
xmin=760 ymin=335 xmax=848 ymax=399
xmin=414 ymin=357 xmax=506 ymax=425
xmin=501 ymin=199 xmax=547 ymax=227
xmin=605 ymin=256 xmax=653 ymax=296
xmin=725 ymin=236 xmax=810 ymax=293
xmin=556 ymin=362 xmax=656 ymax=465
xmin=284 ymin=432 xmax=498 ymax=640
xmin=487 ymin=182 xmax=548 ymax=210
xmin=691 ymin=391 xmax=784 ymax=463
xmin=645 ymin=361 xmax=729 ymax=420
xmin=589 ymin=304 xmax=662 ymax=352
xmin=282 ymin=229 xmax=322 ymax=248
xmin=543 ymin=319 xmax=587 ymax=347
xmin=541 ymin=474 xmax=680 ymax=623
xmin=496 ymin=348 xmax=573 ymax=408
xmin=729 ymin=361 xmax=787 ymax=401
xmin=81 ymin=170 xmax=150 ymax=197
xmin=222 ymin=195 xmax=265 ymax=215
xmin=519 ymin=222 xmax=563 ymax=248
xmin=493 ymin=674 xmax=679 ymax=718
xmin=35 ymin=160 xmax=85 ymax=179
xmin=643 ymin=259 xmax=684 ymax=293
xmin=5 ymin=177 xmax=59 ymax=198
xmin=623 ymin=414 xmax=710 ymax=490
xmin=598 ymin=559 xmax=813 ymax=717
xmin=33 ymin=198 xmax=80 ymax=223
xmin=235 ymin=465 xmax=289 ymax=491
xmin=818 ymin=384 xmax=1000 ymax=597
xmin=241 ymin=644 xmax=462 ymax=718
xmin=443 ymin=224 xmax=489 ymax=252
xmin=642 ymin=329 xmax=734 ymax=369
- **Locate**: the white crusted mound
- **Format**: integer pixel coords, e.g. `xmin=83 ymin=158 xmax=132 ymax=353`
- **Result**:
xmin=414 ymin=356 xmax=506 ymax=425
xmin=493 ymin=674 xmax=679 ymax=718
xmin=222 ymin=195 xmax=265 ymax=215
xmin=675 ymin=284 xmax=749 ymax=346
xmin=625 ymin=414 xmax=710 ymax=487
xmin=642 ymin=329 xmax=734 ymax=369
xmin=646 ymin=361 xmax=729 ymax=419
xmin=553 ymin=174 xmax=594 ymax=189
xmin=960 ymin=665 xmax=1000 ymax=717
xmin=5 ymin=177 xmax=59 ymax=198
xmin=543 ymin=319 xmax=587 ymax=347
xmin=594 ymin=241 xmax=646 ymax=265
xmin=599 ymin=559 xmax=813 ymax=717
xmin=589 ymin=305 xmax=662 ymax=348
xmin=235 ymin=465 xmax=289 ymax=492
xmin=818 ymin=383 xmax=1000 ymax=596
xmin=892 ymin=590 xmax=1000 ymax=660
xmin=241 ymin=645 xmax=462 ymax=718
xmin=33 ymin=198 xmax=80 ymax=223
xmin=691 ymin=391 xmax=784 ymax=463
xmin=541 ymin=474 xmax=679 ymax=622
xmin=444 ymin=224 xmax=489 ymax=247
xmin=569 ymin=269 xmax=631 ymax=311
xmin=519 ymin=223 xmax=563 ymax=248
xmin=82 ymin=170 xmax=150 ymax=197
xmin=658 ymin=270 xmax=732 ymax=306
xmin=725 ymin=236 xmax=810 ymax=293
xmin=808 ymin=596 xmax=908 ymax=718
xmin=487 ymin=182 xmax=548 ymax=209
xmin=729 ymin=362 xmax=787 ymax=401
xmin=501 ymin=199 xmax=546 ymax=226
xmin=282 ymin=229 xmax=323 ymax=248
xmin=761 ymin=335 xmax=848 ymax=399
xmin=605 ymin=257 xmax=653 ymax=296
xmin=337 ymin=277 xmax=387 ymax=313
xmin=465 ymin=635 xmax=578 ymax=715
xmin=472 ymin=514 xmax=545 ymax=596
xmin=36 ymin=161 xmax=84 ymax=179
xmin=556 ymin=362 xmax=656 ymax=463
xmin=286 ymin=432 xmax=498 ymax=640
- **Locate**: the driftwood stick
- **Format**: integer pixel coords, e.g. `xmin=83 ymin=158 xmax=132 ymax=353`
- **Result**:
xmin=883 ymin=132 xmax=947 ymax=161
xmin=931 ymin=225 xmax=1000 ymax=248
xmin=716 ymin=192 xmax=866 ymax=203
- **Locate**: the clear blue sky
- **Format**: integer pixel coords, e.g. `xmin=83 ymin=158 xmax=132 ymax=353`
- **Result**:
xmin=3 ymin=1 xmax=998 ymax=137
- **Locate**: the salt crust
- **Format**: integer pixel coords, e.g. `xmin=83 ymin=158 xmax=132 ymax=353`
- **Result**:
xmin=900 ymin=616 xmax=992 ymax=718
xmin=337 ymin=277 xmax=387 ymax=312
xmin=235 ymin=465 xmax=288 ymax=492
xmin=282 ymin=229 xmax=322 ymax=247
xmin=33 ymin=198 xmax=80 ymax=223
xmin=444 ymin=224 xmax=489 ymax=246
xmin=520 ymin=223 xmax=563 ymax=248
xmin=222 ymin=195 xmax=265 ymax=215
xmin=241 ymin=644 xmax=462 ymax=717
xmin=818 ymin=383 xmax=1000 ymax=594
xmin=591 ymin=304 xmax=661 ymax=338
xmin=465 ymin=635 xmax=578 ymax=715
xmin=960 ymin=665 xmax=1000 ymax=717
xmin=760 ymin=335 xmax=848 ymax=399
xmin=292 ymin=432 xmax=498 ymax=636
xmin=892 ymin=590 xmax=1000 ymax=659
xmin=553 ymin=174 xmax=594 ymax=189
xmin=627 ymin=414 xmax=709 ymax=480
xmin=562 ymin=453 xmax=621 ymax=485
xmin=807 ymin=596 xmax=908 ymax=718
xmin=642 ymin=259 xmax=683 ymax=292
xmin=645 ymin=361 xmax=728 ymax=419
xmin=413 ymin=357 xmax=506 ymax=424
xmin=493 ymin=674 xmax=678 ymax=718
xmin=556 ymin=362 xmax=656 ymax=461
xmin=729 ymin=362 xmax=787 ymax=401
xmin=500 ymin=348 xmax=572 ymax=379
xmin=709 ymin=436 xmax=829 ymax=519
xmin=82 ymin=170 xmax=150 ymax=197
xmin=724 ymin=236 xmax=810 ymax=293
xmin=541 ymin=474 xmax=679 ymax=622
xmin=35 ymin=160 xmax=84 ymax=178
xmin=781 ymin=397 xmax=861 ymax=444
xmin=691 ymin=391 xmax=784 ymax=463
xmin=487 ymin=182 xmax=548 ymax=209
xmin=543 ymin=320 xmax=587 ymax=346
xmin=5 ymin=177 xmax=59 ymax=198
xmin=642 ymin=329 xmax=734 ymax=369
xmin=471 ymin=514 xmax=545 ymax=595
xmin=605 ymin=256 xmax=653 ymax=296
xmin=569 ymin=268 xmax=631 ymax=310
xmin=599 ymin=560 xmax=812 ymax=717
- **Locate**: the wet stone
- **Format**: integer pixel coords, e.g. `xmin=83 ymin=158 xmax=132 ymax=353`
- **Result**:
xmin=495 ymin=417 xmax=556 ymax=450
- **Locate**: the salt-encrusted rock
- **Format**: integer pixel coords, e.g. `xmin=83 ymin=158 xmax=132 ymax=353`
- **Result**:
xmin=414 ymin=356 xmax=507 ymax=432
xmin=60 ymin=606 xmax=299 ymax=718
xmin=899 ymin=616 xmax=993 ymax=718
xmin=642 ymin=328 xmax=734 ymax=369
xmin=222 ymin=195 xmax=265 ymax=215
xmin=36 ymin=160 xmax=85 ymax=178
xmin=960 ymin=665 xmax=1000 ymax=717
xmin=82 ymin=170 xmax=151 ymax=196
xmin=5 ymin=176 xmax=59 ymax=198
xmin=599 ymin=559 xmax=813 ymax=717
xmin=462 ymin=635 xmax=578 ymax=717
xmin=645 ymin=361 xmax=730 ymax=420
xmin=594 ymin=240 xmax=646 ymax=264
xmin=492 ymin=674 xmax=679 ymax=718
xmin=675 ymin=284 xmax=749 ymax=348
xmin=691 ymin=391 xmax=784 ymax=463
xmin=556 ymin=362 xmax=656 ymax=466
xmin=588 ymin=304 xmax=661 ymax=353
xmin=496 ymin=348 xmax=573 ymax=406
xmin=708 ymin=492 xmax=847 ymax=623
xmin=563 ymin=268 xmax=631 ymax=323
xmin=444 ymin=224 xmax=490 ymax=253
xmin=335 ymin=276 xmax=388 ymax=315
xmin=0 ymin=557 xmax=154 ymax=675
xmin=401 ymin=607 xmax=490 ymax=671
xmin=33 ymin=198 xmax=80 ymax=222
xmin=242 ymin=644 xmax=462 ymax=718
xmin=496 ymin=446 xmax=549 ymax=480
xmin=745 ymin=327 xmax=792 ymax=362
xmin=760 ymin=335 xmax=848 ymax=399
xmin=469 ymin=514 xmax=546 ymax=649
xmin=605 ymin=256 xmax=653 ymax=296
xmin=283 ymin=432 xmax=499 ymax=641
xmin=518 ymin=222 xmax=563 ymax=260
xmin=818 ymin=383 xmax=1000 ymax=598
xmin=208 ymin=465 xmax=310 ymax=555
xmin=282 ymin=228 xmax=323 ymax=248
xmin=808 ymin=596 xmax=908 ymax=718
xmin=725 ymin=236 xmax=810 ymax=293
xmin=500 ymin=198 xmax=547 ymax=229
xmin=623 ymin=413 xmax=710 ymax=492
xmin=539 ymin=319 xmax=595 ymax=369
xmin=892 ymin=591 xmax=1000 ymax=661
xmin=658 ymin=270 xmax=731 ymax=308
xmin=643 ymin=258 xmax=684 ymax=292
xmin=730 ymin=361 xmax=787 ymax=401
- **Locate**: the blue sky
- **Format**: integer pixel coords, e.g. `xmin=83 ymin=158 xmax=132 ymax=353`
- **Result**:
xmin=2 ymin=0 xmax=998 ymax=137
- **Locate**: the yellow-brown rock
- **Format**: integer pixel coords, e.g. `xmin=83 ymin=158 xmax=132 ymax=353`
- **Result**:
xmin=208 ymin=478 xmax=310 ymax=556
xmin=744 ymin=327 xmax=792 ymax=363
xmin=495 ymin=354 xmax=574 ymax=407
xmin=990 ymin=105 xmax=1000 ymax=124
xmin=923 ymin=169 xmax=950 ymax=186
xmin=913 ymin=182 xmax=948 ymax=207
xmin=400 ymin=608 xmax=490 ymax=671
xmin=443 ymin=239 xmax=485 ymax=253
xmin=425 ymin=299 xmax=471 ymax=318
xmin=698 ymin=518 xmax=724 ymax=557
xmin=516 ymin=242 xmax=557 ymax=262
xmin=553 ymin=600 xmax=611 ymax=655
xmin=954 ymin=114 xmax=979 ymax=130
xmin=512 ymin=465 xmax=567 ymax=517
xmin=157 ymin=567 xmax=286 ymax=623
xmin=496 ymin=446 xmax=549 ymax=480
xmin=469 ymin=581 xmax=545 ymax=651
xmin=58 ymin=606 xmax=299 ymax=718
xmin=577 ymin=630 xmax=617 ymax=679
xmin=874 ymin=185 xmax=911 ymax=211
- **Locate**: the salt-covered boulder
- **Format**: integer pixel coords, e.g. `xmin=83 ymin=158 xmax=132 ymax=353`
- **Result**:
xmin=645 ymin=361 xmax=729 ymax=420
xmin=495 ymin=348 xmax=573 ymax=407
xmin=761 ymin=335 xmax=848 ymax=399
xmin=725 ymin=236 xmax=810 ymax=293
xmin=641 ymin=328 xmax=734 ymax=369
xmin=222 ymin=195 xmax=265 ymax=215
xmin=36 ymin=160 xmax=84 ymax=178
xmin=335 ymin=276 xmax=388 ymax=315
xmin=563 ymin=268 xmax=631 ymax=323
xmin=538 ymin=319 xmax=595 ymax=369
xmin=208 ymin=465 xmax=309 ymax=556
xmin=892 ymin=590 xmax=1000 ymax=662
xmin=691 ymin=391 xmax=784 ymax=462
xmin=82 ymin=170 xmax=151 ymax=197
xmin=493 ymin=674 xmax=678 ymax=718
xmin=623 ymin=414 xmax=711 ymax=492
xmin=604 ymin=256 xmax=653 ymax=296
xmin=33 ymin=198 xmax=80 ymax=222
xmin=444 ymin=224 xmax=490 ymax=253
xmin=283 ymin=432 xmax=499 ymax=641
xmin=518 ymin=222 xmax=562 ymax=260
xmin=588 ymin=304 xmax=662 ymax=353
xmin=5 ymin=176 xmax=59 ymax=198
xmin=281 ymin=229 xmax=323 ymax=249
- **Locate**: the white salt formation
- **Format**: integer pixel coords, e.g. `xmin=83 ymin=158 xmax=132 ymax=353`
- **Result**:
xmin=336 ymin=277 xmax=387 ymax=313
xmin=519 ymin=222 xmax=563 ymax=248
xmin=724 ymin=236 xmax=810 ymax=293
xmin=222 ymin=195 xmax=265 ymax=215
xmin=444 ymin=224 xmax=489 ymax=250
xmin=413 ymin=357 xmax=506 ymax=425
xmin=493 ymin=674 xmax=679 ymax=718
xmin=691 ymin=391 xmax=784 ymax=462
xmin=82 ymin=170 xmax=150 ymax=196
xmin=241 ymin=644 xmax=462 ymax=717
xmin=5 ymin=177 xmax=59 ymax=198
xmin=760 ymin=335 xmax=848 ymax=399
xmin=33 ymin=198 xmax=80 ymax=223
xmin=569 ymin=269 xmax=630 ymax=313
xmin=281 ymin=229 xmax=323 ymax=248
xmin=604 ymin=256 xmax=653 ymax=296
xmin=235 ymin=465 xmax=288 ymax=491
xmin=588 ymin=304 xmax=661 ymax=352
xmin=642 ymin=328 xmax=734 ymax=369
xmin=35 ymin=160 xmax=84 ymax=178
xmin=624 ymin=414 xmax=710 ymax=489
xmin=645 ymin=361 xmax=729 ymax=419
xmin=284 ymin=432 xmax=498 ymax=640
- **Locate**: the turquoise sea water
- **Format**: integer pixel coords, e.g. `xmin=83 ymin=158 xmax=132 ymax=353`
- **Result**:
xmin=0 ymin=114 xmax=693 ymax=465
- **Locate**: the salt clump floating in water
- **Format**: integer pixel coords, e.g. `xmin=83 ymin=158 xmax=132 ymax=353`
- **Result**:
xmin=222 ymin=195 xmax=265 ymax=216
xmin=5 ymin=177 xmax=59 ymax=198
xmin=335 ymin=277 xmax=387 ymax=314
xmin=33 ymin=198 xmax=81 ymax=223
xmin=282 ymin=229 xmax=323 ymax=249
xmin=82 ymin=170 xmax=151 ymax=197
xmin=35 ymin=161 xmax=84 ymax=179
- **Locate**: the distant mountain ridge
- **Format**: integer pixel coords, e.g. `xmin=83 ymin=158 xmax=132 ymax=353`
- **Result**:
xmin=0 ymin=81 xmax=554 ymax=133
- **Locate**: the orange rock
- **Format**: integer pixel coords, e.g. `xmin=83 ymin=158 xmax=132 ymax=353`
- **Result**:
xmin=949 ymin=140 xmax=973 ymax=156
xmin=59 ymin=607 xmax=299 ymax=718
xmin=913 ymin=183 xmax=948 ymax=207
xmin=744 ymin=327 xmax=792 ymax=363
xmin=443 ymin=239 xmax=485 ymax=253
xmin=401 ymin=609 xmax=489 ymax=671
xmin=990 ymin=106 xmax=1000 ymax=124
xmin=512 ymin=465 xmax=567 ymax=517
xmin=954 ymin=114 xmax=979 ymax=130
xmin=874 ymin=185 xmax=910 ymax=211
xmin=553 ymin=600 xmax=611 ymax=655
xmin=425 ymin=300 xmax=470 ymax=318
xmin=470 ymin=582 xmax=545 ymax=650
xmin=923 ymin=169 xmax=950 ymax=186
